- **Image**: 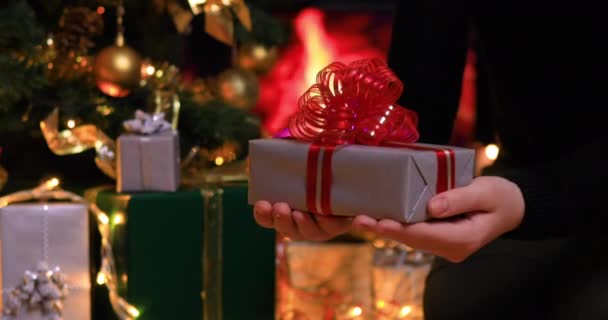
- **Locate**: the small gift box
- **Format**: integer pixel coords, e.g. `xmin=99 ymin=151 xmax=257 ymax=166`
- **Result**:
xmin=0 ymin=183 xmax=91 ymax=320
xmin=117 ymin=110 xmax=180 ymax=192
xmin=276 ymin=238 xmax=374 ymax=320
xmin=248 ymin=59 xmax=475 ymax=223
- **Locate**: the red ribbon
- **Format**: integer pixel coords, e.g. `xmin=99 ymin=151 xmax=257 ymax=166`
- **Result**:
xmin=288 ymin=59 xmax=454 ymax=215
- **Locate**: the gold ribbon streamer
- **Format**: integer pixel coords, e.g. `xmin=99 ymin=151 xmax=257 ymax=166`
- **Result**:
xmin=188 ymin=0 xmax=252 ymax=46
xmin=84 ymin=186 xmax=139 ymax=320
xmin=40 ymin=108 xmax=117 ymax=179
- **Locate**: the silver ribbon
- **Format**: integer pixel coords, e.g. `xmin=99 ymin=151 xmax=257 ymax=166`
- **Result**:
xmin=2 ymin=262 xmax=68 ymax=320
xmin=123 ymin=110 xmax=172 ymax=135
xmin=0 ymin=181 xmax=84 ymax=320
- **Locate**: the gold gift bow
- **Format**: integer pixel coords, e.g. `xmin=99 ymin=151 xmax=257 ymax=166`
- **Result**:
xmin=0 ymin=180 xmax=140 ymax=320
xmin=187 ymin=0 xmax=252 ymax=45
xmin=40 ymin=108 xmax=117 ymax=179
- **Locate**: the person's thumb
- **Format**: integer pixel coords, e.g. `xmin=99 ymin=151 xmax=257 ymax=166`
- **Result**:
xmin=428 ymin=178 xmax=494 ymax=218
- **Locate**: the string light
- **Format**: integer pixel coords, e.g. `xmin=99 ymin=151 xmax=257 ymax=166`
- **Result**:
xmin=155 ymin=69 xmax=164 ymax=78
xmin=127 ymin=306 xmax=140 ymax=318
xmin=46 ymin=37 xmax=54 ymax=46
xmin=347 ymin=306 xmax=363 ymax=317
xmin=398 ymin=305 xmax=412 ymax=318
xmin=96 ymin=272 xmax=107 ymax=285
xmin=91 ymin=203 xmax=140 ymax=319
xmin=376 ymin=300 xmax=386 ymax=309
xmin=46 ymin=177 xmax=60 ymax=189
xmin=66 ymin=119 xmax=76 ymax=129
xmin=214 ymin=156 xmax=225 ymax=166
xmin=485 ymin=144 xmax=499 ymax=161
xmin=112 ymin=213 xmax=125 ymax=225
xmin=97 ymin=213 xmax=110 ymax=225
xmin=97 ymin=6 xmax=105 ymax=15
xmin=145 ymin=65 xmax=155 ymax=76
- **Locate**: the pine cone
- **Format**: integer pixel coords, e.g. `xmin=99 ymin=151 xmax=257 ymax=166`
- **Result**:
xmin=54 ymin=7 xmax=103 ymax=56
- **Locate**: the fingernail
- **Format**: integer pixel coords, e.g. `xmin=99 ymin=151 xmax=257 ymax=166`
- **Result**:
xmin=274 ymin=212 xmax=281 ymax=220
xmin=356 ymin=221 xmax=373 ymax=231
xmin=429 ymin=197 xmax=448 ymax=216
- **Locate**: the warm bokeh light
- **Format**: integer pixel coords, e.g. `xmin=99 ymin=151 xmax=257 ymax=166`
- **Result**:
xmin=112 ymin=213 xmax=125 ymax=225
xmin=97 ymin=213 xmax=110 ymax=225
xmin=399 ymin=305 xmax=412 ymax=318
xmin=46 ymin=177 xmax=60 ymax=189
xmin=348 ymin=306 xmax=363 ymax=317
xmin=485 ymin=143 xmax=500 ymax=160
xmin=96 ymin=272 xmax=107 ymax=285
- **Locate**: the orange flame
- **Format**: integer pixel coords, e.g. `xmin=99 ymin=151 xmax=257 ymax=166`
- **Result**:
xmin=297 ymin=9 xmax=336 ymax=87
xmin=257 ymin=8 xmax=387 ymax=134
xmin=257 ymin=8 xmax=475 ymax=144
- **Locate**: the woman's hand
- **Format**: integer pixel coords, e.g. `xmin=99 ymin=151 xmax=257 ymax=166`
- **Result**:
xmin=253 ymin=201 xmax=352 ymax=241
xmin=353 ymin=177 xmax=525 ymax=262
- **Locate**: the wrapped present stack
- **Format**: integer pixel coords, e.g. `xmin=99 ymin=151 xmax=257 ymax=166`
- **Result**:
xmin=276 ymin=234 xmax=434 ymax=320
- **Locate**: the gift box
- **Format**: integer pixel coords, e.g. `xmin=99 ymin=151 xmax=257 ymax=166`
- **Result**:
xmin=116 ymin=111 xmax=180 ymax=193
xmin=248 ymin=58 xmax=475 ymax=223
xmin=248 ymin=139 xmax=474 ymax=223
xmin=0 ymin=200 xmax=91 ymax=319
xmin=116 ymin=132 xmax=180 ymax=193
xmin=87 ymin=183 xmax=275 ymax=320
xmin=276 ymin=236 xmax=374 ymax=320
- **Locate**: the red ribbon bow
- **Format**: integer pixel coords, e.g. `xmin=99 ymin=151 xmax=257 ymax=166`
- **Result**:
xmin=287 ymin=59 xmax=454 ymax=216
xmin=288 ymin=58 xmax=419 ymax=146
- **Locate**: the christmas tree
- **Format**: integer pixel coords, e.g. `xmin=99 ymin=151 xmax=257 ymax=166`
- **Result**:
xmin=0 ymin=0 xmax=290 ymax=192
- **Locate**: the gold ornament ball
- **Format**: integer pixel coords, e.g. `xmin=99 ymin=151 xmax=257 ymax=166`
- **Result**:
xmin=217 ymin=68 xmax=260 ymax=110
xmin=237 ymin=43 xmax=279 ymax=75
xmin=94 ymin=45 xmax=142 ymax=97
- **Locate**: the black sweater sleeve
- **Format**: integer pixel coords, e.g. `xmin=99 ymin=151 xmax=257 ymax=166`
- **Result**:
xmin=387 ymin=0 xmax=470 ymax=145
xmin=494 ymin=134 xmax=608 ymax=239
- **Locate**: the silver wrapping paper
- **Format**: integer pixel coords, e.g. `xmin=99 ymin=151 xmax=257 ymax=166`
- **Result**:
xmin=116 ymin=131 xmax=180 ymax=192
xmin=0 ymin=203 xmax=91 ymax=320
xmin=248 ymin=139 xmax=475 ymax=223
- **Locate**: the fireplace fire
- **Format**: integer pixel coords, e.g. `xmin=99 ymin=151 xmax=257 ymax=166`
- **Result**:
xmin=256 ymin=7 xmax=476 ymax=146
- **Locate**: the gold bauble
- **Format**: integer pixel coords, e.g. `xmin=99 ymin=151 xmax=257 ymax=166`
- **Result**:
xmin=94 ymin=45 xmax=142 ymax=97
xmin=216 ymin=68 xmax=260 ymax=110
xmin=237 ymin=43 xmax=279 ymax=74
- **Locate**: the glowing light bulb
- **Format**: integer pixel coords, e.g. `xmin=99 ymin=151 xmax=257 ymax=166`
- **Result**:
xmin=209 ymin=3 xmax=221 ymax=12
xmin=127 ymin=306 xmax=140 ymax=318
xmin=112 ymin=213 xmax=125 ymax=225
xmin=97 ymin=6 xmax=105 ymax=15
xmin=348 ymin=306 xmax=363 ymax=317
xmin=155 ymin=69 xmax=164 ymax=78
xmin=96 ymin=272 xmax=106 ymax=285
xmin=46 ymin=37 xmax=54 ymax=46
xmin=485 ymin=144 xmax=500 ymax=161
xmin=66 ymin=119 xmax=76 ymax=129
xmin=46 ymin=177 xmax=60 ymax=188
xmin=98 ymin=213 xmax=110 ymax=225
xmin=145 ymin=65 xmax=155 ymax=76
xmin=398 ymin=305 xmax=412 ymax=318
xmin=215 ymin=156 xmax=225 ymax=166
xmin=376 ymin=300 xmax=386 ymax=309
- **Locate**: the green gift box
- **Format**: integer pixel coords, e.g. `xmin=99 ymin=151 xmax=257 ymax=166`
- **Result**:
xmin=87 ymin=183 xmax=275 ymax=320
